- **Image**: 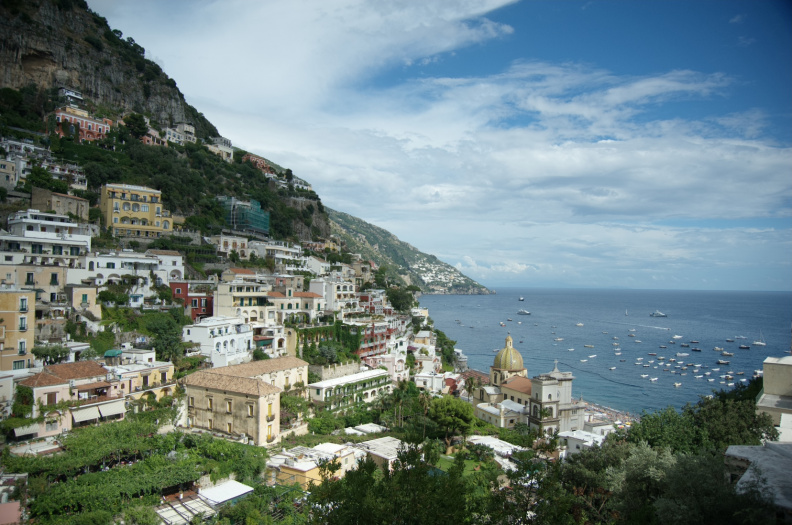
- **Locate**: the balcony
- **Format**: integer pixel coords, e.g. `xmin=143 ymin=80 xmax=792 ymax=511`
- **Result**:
xmin=19 ymin=305 xmax=28 ymax=313
xmin=266 ymin=435 xmax=275 ymax=443
xmin=266 ymin=414 xmax=276 ymax=422
xmin=18 ymin=325 xmax=27 ymax=332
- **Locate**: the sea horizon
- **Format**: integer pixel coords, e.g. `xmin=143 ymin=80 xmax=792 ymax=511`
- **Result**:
xmin=418 ymin=287 xmax=791 ymax=416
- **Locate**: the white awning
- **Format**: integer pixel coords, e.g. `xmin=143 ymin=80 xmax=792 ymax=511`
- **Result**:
xmin=72 ymin=406 xmax=100 ymax=423
xmin=98 ymin=400 xmax=126 ymax=418
xmin=13 ymin=423 xmax=39 ymax=437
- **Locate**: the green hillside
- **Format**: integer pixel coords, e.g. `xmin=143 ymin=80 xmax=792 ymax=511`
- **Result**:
xmin=329 ymin=208 xmax=491 ymax=294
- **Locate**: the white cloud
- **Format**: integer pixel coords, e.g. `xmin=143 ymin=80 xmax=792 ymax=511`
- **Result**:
xmin=87 ymin=0 xmax=792 ymax=291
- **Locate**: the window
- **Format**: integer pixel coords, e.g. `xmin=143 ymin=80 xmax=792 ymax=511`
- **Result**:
xmin=175 ymin=288 xmax=182 ymax=295
xmin=191 ymin=299 xmax=198 ymax=308
xmin=81 ymin=294 xmax=88 ymax=304
xmin=208 ymin=398 xmax=214 ymax=411
xmin=50 ymin=273 xmax=59 ymax=285
xmin=47 ymin=392 xmax=57 ymax=405
xmin=188 ymin=396 xmax=194 ymax=406
xmin=208 ymin=419 xmax=213 ymax=429
xmin=226 ymin=400 xmax=232 ymax=413
xmin=18 ymin=317 xmax=26 ymax=331
xmin=46 ymin=420 xmax=58 ymax=432
xmin=106 ymin=262 xmax=115 ymax=269
xmin=12 ymin=360 xmax=25 ymax=370
xmin=201 ymin=298 xmax=206 ymax=307
xmin=19 ymin=297 xmax=27 ymax=312
xmin=113 ymin=217 xmax=118 ymax=223
xmin=161 ymin=372 xmax=167 ymax=383
xmin=52 ymin=246 xmax=63 ymax=255
xmin=227 ymin=422 xmax=232 ymax=433
xmin=247 ymin=404 xmax=254 ymax=417
xmin=18 ymin=340 xmax=26 ymax=355
xmin=141 ymin=204 xmax=149 ymax=212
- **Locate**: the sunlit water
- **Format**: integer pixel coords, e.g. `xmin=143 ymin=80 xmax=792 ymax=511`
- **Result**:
xmin=419 ymin=288 xmax=792 ymax=415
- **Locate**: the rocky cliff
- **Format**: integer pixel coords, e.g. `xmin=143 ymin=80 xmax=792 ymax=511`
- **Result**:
xmin=0 ymin=0 xmax=216 ymax=136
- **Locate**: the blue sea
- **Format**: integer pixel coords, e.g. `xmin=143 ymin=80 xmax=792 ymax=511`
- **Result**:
xmin=418 ymin=288 xmax=792 ymax=416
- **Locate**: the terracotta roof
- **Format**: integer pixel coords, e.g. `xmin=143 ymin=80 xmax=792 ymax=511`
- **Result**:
xmin=19 ymin=372 xmax=65 ymax=388
xmin=44 ymin=361 xmax=108 ymax=380
xmin=501 ymin=376 xmax=532 ymax=395
xmin=146 ymin=249 xmax=182 ymax=256
xmin=267 ymin=292 xmax=286 ymax=298
xmin=228 ymin=268 xmax=255 ymax=275
xmin=210 ymin=356 xmax=309 ymax=378
xmin=182 ymin=370 xmax=280 ymax=397
xmin=294 ymin=292 xmax=321 ymax=298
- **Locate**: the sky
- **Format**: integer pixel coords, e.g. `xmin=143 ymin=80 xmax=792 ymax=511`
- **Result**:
xmin=88 ymin=0 xmax=792 ymax=292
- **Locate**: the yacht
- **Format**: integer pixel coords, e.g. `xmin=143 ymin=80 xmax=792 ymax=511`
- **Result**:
xmin=519 ymin=296 xmax=525 ymax=301
xmin=651 ymin=310 xmax=668 ymax=317
xmin=673 ymin=382 xmax=682 ymax=387
xmin=753 ymin=330 xmax=767 ymax=347
xmin=517 ymin=309 xmax=531 ymax=315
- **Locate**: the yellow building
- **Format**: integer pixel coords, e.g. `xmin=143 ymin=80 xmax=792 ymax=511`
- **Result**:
xmin=0 ymin=284 xmax=35 ymax=371
xmin=100 ymin=183 xmax=180 ymax=239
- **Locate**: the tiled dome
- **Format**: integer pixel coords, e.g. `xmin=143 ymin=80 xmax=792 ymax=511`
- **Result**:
xmin=493 ymin=334 xmax=524 ymax=370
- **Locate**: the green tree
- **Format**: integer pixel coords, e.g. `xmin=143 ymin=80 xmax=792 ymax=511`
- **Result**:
xmin=428 ymin=395 xmax=473 ymax=449
xmin=31 ymin=345 xmax=70 ymax=365
xmin=124 ymin=112 xmax=148 ymax=139
xmin=386 ymin=287 xmax=414 ymax=312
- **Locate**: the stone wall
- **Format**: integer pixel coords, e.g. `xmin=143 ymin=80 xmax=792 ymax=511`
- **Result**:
xmin=308 ymin=361 xmax=361 ymax=381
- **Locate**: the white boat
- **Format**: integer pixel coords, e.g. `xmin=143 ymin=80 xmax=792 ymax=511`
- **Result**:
xmin=672 ymin=335 xmax=683 ymax=339
xmin=609 ymin=367 xmax=616 ymax=370
xmin=554 ymin=337 xmax=564 ymax=341
xmin=584 ymin=344 xmax=594 ymax=348
xmin=519 ymin=296 xmax=525 ymax=301
xmin=588 ymin=354 xmax=597 ymax=358
xmin=568 ymin=348 xmax=575 ymax=351
xmin=580 ymin=359 xmax=588 ymax=363
xmin=650 ymin=377 xmax=658 ymax=382
xmin=517 ymin=309 xmax=531 ymax=315
xmin=641 ymin=374 xmax=649 ymax=378
xmin=673 ymin=382 xmax=682 ymax=387
xmin=753 ymin=330 xmax=767 ymax=347
xmin=650 ymin=310 xmax=668 ymax=317
xmin=576 ymin=322 xmax=584 ymax=327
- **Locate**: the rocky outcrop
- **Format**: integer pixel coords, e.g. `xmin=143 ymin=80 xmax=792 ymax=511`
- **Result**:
xmin=0 ymin=0 xmax=216 ymax=136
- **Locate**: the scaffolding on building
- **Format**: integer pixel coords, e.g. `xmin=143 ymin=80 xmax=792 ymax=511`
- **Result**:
xmin=217 ymin=196 xmax=270 ymax=236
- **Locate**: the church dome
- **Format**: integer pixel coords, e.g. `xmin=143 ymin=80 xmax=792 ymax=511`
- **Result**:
xmin=493 ymin=334 xmax=524 ymax=370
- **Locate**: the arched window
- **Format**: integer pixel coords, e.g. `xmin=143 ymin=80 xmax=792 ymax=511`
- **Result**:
xmin=548 ymin=394 xmax=552 ymax=400
xmin=163 ymin=220 xmax=170 ymax=230
xmin=215 ymin=342 xmax=221 ymax=352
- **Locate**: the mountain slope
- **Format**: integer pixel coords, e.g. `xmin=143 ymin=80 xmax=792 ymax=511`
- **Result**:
xmin=329 ymin=208 xmax=491 ymax=295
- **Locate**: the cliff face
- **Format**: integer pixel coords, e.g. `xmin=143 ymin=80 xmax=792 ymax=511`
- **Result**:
xmin=0 ymin=0 xmax=216 ymax=136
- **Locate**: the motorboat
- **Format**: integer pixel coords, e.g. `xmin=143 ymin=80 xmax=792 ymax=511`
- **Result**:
xmin=517 ymin=309 xmax=531 ymax=315
xmin=588 ymin=354 xmax=597 ymax=358
xmin=717 ymin=360 xmax=730 ymax=365
xmin=554 ymin=337 xmax=564 ymax=341
xmin=609 ymin=367 xmax=616 ymax=370
xmin=584 ymin=344 xmax=594 ymax=348
xmin=641 ymin=374 xmax=649 ymax=378
xmin=673 ymin=335 xmax=683 ymax=339
xmin=651 ymin=310 xmax=668 ymax=317
xmin=739 ymin=345 xmax=750 ymax=350
xmin=673 ymin=382 xmax=682 ymax=387
xmin=722 ymin=351 xmax=734 ymax=357
xmin=650 ymin=377 xmax=658 ymax=382
xmin=580 ymin=359 xmax=588 ymax=363
xmin=519 ymin=296 xmax=525 ymax=301
xmin=576 ymin=322 xmax=584 ymax=327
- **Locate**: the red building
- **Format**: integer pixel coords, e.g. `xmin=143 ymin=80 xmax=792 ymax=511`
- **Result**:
xmin=170 ymin=281 xmax=214 ymax=321
xmin=53 ymin=107 xmax=113 ymax=142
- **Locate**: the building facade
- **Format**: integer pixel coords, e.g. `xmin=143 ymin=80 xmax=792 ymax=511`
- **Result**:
xmin=0 ymin=284 xmax=35 ymax=371
xmin=100 ymin=184 xmax=177 ymax=238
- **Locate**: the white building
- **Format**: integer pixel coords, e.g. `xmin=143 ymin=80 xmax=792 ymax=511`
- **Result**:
xmin=308 ymin=369 xmax=392 ymax=410
xmin=309 ymin=277 xmax=360 ymax=319
xmin=68 ymin=250 xmax=184 ymax=307
xmin=214 ymin=279 xmax=276 ymax=324
xmin=558 ymin=429 xmax=606 ymax=458
xmin=182 ymin=316 xmax=253 ymax=367
xmin=209 ymin=234 xmax=250 ymax=260
xmin=0 ymin=209 xmax=93 ymax=267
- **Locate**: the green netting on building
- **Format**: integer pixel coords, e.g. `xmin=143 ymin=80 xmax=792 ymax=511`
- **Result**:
xmin=218 ymin=196 xmax=270 ymax=235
